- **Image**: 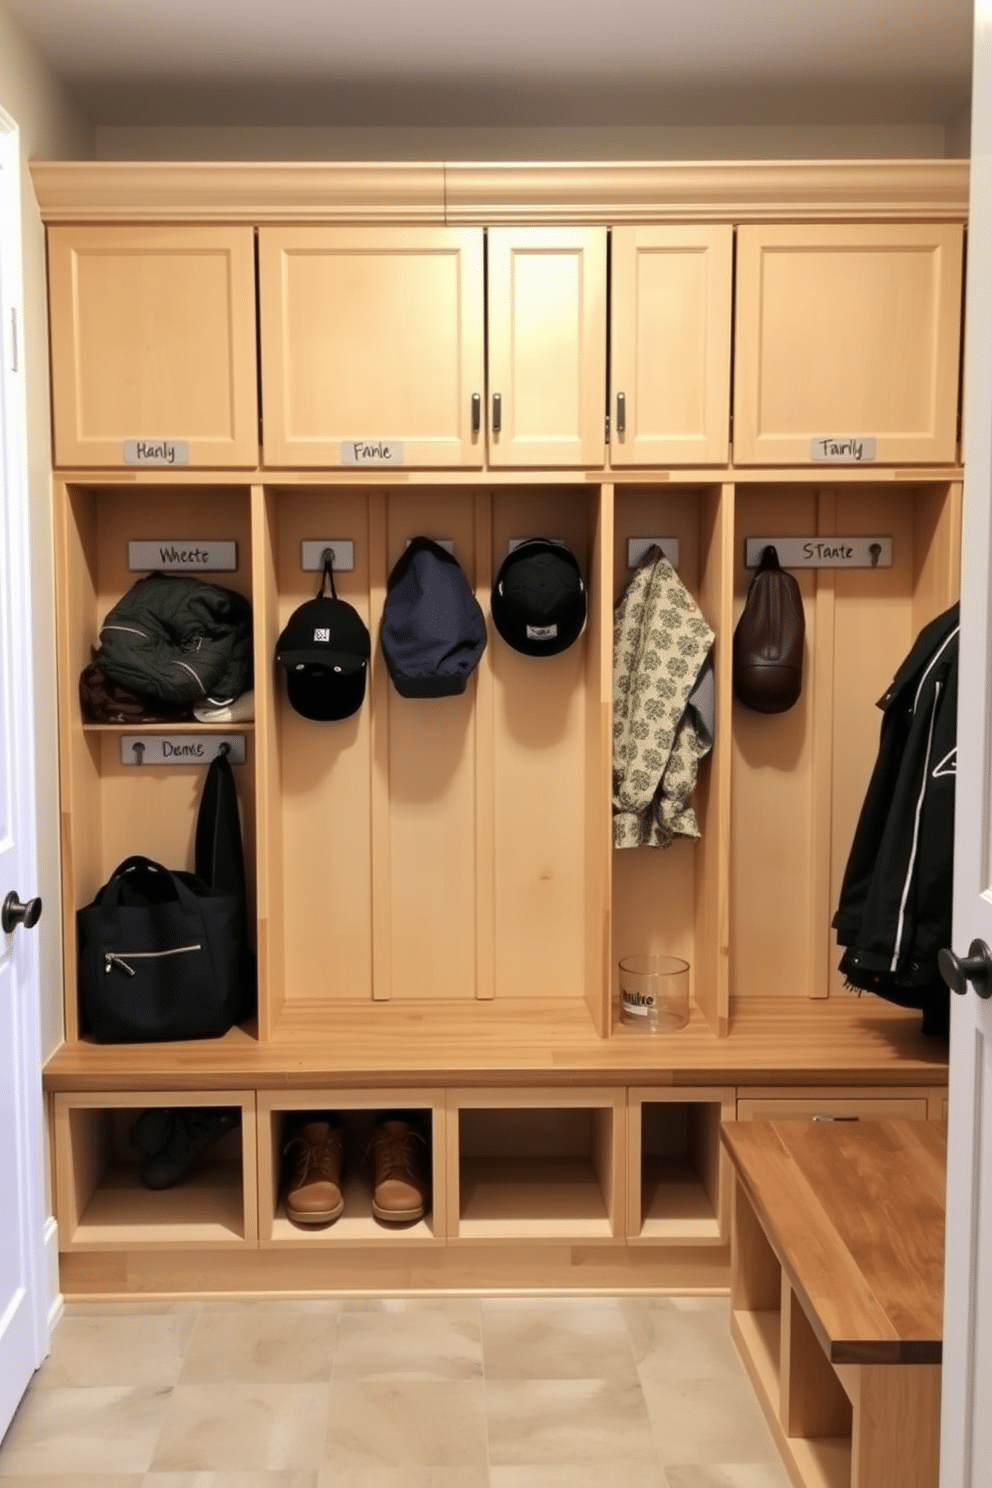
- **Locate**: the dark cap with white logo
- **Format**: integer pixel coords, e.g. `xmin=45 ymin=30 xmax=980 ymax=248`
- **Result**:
xmin=276 ymin=559 xmax=371 ymax=721
xmin=490 ymin=539 xmax=587 ymax=657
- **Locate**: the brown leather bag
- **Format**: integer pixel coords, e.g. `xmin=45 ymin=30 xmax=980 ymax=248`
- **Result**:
xmin=733 ymin=546 xmax=805 ymax=713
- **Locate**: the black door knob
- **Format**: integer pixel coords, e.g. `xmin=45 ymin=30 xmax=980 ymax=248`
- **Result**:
xmin=1 ymin=892 xmax=42 ymax=935
xmin=938 ymin=939 xmax=992 ymax=999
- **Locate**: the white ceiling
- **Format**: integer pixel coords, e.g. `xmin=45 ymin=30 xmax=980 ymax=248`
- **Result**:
xmin=4 ymin=0 xmax=974 ymax=128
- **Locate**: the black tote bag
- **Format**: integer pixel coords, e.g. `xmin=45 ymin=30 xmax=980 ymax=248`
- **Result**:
xmin=77 ymin=855 xmax=243 ymax=1043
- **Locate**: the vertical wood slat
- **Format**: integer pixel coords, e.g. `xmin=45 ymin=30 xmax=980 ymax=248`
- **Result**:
xmin=474 ymin=491 xmax=496 ymax=1000
xmin=588 ymin=484 xmax=614 ymax=1035
xmin=251 ymin=485 xmax=283 ymax=1037
xmin=368 ymin=491 xmax=391 ymax=1001
xmin=695 ymin=484 xmax=734 ymax=1035
xmin=807 ymin=488 xmax=837 ymax=999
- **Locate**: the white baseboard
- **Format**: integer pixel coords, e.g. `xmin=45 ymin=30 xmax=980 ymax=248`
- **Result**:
xmin=43 ymin=1217 xmax=63 ymax=1338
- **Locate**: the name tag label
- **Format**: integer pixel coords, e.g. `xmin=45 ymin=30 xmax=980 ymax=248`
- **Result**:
xmin=128 ymin=541 xmax=237 ymax=572
xmin=121 ymin=735 xmax=246 ymax=766
xmin=341 ymin=440 xmax=404 ymax=466
xmin=810 ymin=436 xmax=878 ymax=463
xmin=745 ymin=537 xmax=893 ymax=569
xmin=123 ymin=440 xmax=190 ymax=466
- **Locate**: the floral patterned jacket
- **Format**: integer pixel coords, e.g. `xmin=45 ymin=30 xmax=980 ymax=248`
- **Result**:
xmin=613 ymin=548 xmax=715 ymax=849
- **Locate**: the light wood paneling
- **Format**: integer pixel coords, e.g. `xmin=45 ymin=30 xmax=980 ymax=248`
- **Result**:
xmin=48 ymin=225 xmax=258 ymax=468
xmin=487 ymin=227 xmax=606 ymax=467
xmin=610 ymin=225 xmax=732 ymax=467
xmin=626 ymin=1088 xmax=735 ymax=1245
xmin=257 ymin=227 xmax=485 ymax=468
xmin=734 ymin=223 xmax=965 ymax=466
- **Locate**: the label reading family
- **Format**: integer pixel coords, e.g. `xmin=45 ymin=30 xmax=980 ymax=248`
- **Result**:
xmin=810 ymin=436 xmax=877 ymax=463
xmin=341 ymin=440 xmax=405 ymax=466
xmin=123 ymin=439 xmax=190 ymax=466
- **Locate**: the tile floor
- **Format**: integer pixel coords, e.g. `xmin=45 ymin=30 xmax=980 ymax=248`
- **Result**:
xmin=0 ymin=1295 xmax=792 ymax=1488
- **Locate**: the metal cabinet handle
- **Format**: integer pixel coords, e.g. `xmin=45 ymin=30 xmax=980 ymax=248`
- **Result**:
xmin=616 ymin=391 xmax=626 ymax=434
xmin=471 ymin=393 xmax=481 ymax=434
xmin=492 ymin=392 xmax=502 ymax=434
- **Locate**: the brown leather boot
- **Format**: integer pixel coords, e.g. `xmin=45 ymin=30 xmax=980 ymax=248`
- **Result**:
xmin=367 ymin=1116 xmax=430 ymax=1222
xmin=283 ymin=1118 xmax=345 ymax=1225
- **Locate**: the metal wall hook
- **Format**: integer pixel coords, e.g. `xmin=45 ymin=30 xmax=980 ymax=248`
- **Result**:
xmin=132 ymin=741 xmax=145 ymax=766
xmin=218 ymin=741 xmax=231 ymax=757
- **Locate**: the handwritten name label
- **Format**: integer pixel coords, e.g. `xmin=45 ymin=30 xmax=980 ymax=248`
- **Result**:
xmin=341 ymin=440 xmax=404 ymax=466
xmin=123 ymin=440 xmax=190 ymax=466
xmin=745 ymin=536 xmax=892 ymax=570
xmin=128 ymin=541 xmax=237 ymax=572
xmin=810 ymin=436 xmax=877 ymax=463
xmin=120 ymin=735 xmax=246 ymax=766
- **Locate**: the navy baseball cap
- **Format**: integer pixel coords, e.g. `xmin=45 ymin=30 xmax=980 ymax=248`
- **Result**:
xmin=381 ymin=537 xmax=487 ymax=698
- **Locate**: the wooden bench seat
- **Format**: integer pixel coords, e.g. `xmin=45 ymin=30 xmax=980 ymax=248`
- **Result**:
xmin=721 ymin=1118 xmax=945 ymax=1488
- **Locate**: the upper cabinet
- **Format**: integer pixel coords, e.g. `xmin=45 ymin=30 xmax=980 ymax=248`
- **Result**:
xmin=609 ymin=225 xmax=733 ymax=467
xmin=486 ymin=227 xmax=607 ymax=468
xmin=257 ymin=226 xmax=485 ymax=468
xmin=47 ymin=225 xmax=259 ymax=469
xmin=733 ymin=223 xmax=965 ymax=466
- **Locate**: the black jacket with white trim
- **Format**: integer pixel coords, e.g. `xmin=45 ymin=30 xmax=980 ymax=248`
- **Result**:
xmin=832 ymin=603 xmax=959 ymax=1036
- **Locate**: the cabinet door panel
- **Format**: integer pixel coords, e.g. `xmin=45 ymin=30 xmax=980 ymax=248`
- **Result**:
xmin=258 ymin=226 xmax=484 ymax=467
xmin=48 ymin=225 xmax=259 ymax=468
xmin=734 ymin=223 xmax=964 ymax=466
xmin=487 ymin=227 xmax=606 ymax=467
xmin=610 ymin=225 xmax=732 ymax=466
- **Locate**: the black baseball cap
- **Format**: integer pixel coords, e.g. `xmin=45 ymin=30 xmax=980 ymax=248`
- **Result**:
xmin=382 ymin=537 xmax=487 ymax=698
xmin=276 ymin=563 xmax=371 ymax=721
xmin=491 ymin=539 xmax=587 ymax=657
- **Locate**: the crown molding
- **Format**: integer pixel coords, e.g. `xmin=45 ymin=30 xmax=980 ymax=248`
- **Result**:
xmin=29 ymin=158 xmax=969 ymax=224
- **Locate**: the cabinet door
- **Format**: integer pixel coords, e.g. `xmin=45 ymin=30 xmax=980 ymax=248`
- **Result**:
xmin=734 ymin=223 xmax=964 ymax=466
xmin=48 ymin=225 xmax=259 ymax=468
xmin=487 ymin=227 xmax=606 ymax=467
xmin=258 ymin=226 xmax=485 ymax=468
xmin=610 ymin=225 xmax=732 ymax=466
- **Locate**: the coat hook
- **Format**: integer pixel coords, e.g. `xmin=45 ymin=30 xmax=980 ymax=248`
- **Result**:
xmin=132 ymin=741 xmax=145 ymax=766
xmin=218 ymin=741 xmax=231 ymax=757
xmin=869 ymin=542 xmax=882 ymax=567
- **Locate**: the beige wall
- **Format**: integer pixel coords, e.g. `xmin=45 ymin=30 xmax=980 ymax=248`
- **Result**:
xmin=0 ymin=0 xmax=93 ymax=1060
xmin=96 ymin=120 xmax=954 ymax=161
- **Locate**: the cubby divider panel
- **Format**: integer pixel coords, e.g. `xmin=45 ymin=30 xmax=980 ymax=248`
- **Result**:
xmin=52 ymin=1091 xmax=257 ymax=1249
xmin=257 ymin=1089 xmax=446 ymax=1246
xmin=448 ymin=1087 xmax=624 ymax=1241
xmin=627 ymin=1088 xmax=734 ymax=1243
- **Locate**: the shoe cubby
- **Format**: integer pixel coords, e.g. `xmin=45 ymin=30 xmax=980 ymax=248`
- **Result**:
xmin=730 ymin=480 xmax=961 ymax=1004
xmin=51 ymin=1091 xmax=257 ymax=1249
xmin=54 ymin=481 xmax=258 ymax=1043
xmin=446 ymin=1087 xmax=625 ymax=1241
xmin=256 ymin=1089 xmax=446 ymax=1246
xmin=626 ymin=1088 xmax=735 ymax=1244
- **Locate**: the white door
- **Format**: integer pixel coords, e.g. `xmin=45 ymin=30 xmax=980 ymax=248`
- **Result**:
xmin=0 ymin=116 xmax=51 ymax=1438
xmin=940 ymin=4 xmax=992 ymax=1482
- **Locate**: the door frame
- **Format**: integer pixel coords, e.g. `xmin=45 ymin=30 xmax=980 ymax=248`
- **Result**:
xmin=0 ymin=102 xmax=56 ymax=1386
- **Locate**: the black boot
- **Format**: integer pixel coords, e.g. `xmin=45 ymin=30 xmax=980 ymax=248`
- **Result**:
xmin=141 ymin=1107 xmax=240 ymax=1190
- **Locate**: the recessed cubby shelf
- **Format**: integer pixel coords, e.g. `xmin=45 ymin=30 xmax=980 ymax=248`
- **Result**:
xmin=52 ymin=1091 xmax=257 ymax=1250
xmin=627 ymin=1088 xmax=734 ymax=1244
xmin=256 ymin=1089 xmax=445 ymax=1247
xmin=447 ymin=1089 xmax=624 ymax=1242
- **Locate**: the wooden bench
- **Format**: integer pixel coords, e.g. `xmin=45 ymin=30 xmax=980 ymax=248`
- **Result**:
xmin=720 ymin=1118 xmax=945 ymax=1488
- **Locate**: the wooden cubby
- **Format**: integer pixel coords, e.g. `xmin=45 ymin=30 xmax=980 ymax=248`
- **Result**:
xmin=35 ymin=160 xmax=964 ymax=1298
xmin=446 ymin=1088 xmax=624 ymax=1242
xmin=51 ymin=1091 xmax=257 ymax=1250
xmin=626 ymin=1088 xmax=735 ymax=1244
xmin=257 ymin=1089 xmax=445 ymax=1247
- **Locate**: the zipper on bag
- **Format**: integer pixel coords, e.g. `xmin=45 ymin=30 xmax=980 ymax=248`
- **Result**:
xmin=104 ymin=944 xmax=202 ymax=977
